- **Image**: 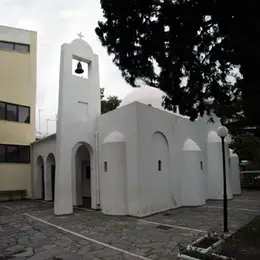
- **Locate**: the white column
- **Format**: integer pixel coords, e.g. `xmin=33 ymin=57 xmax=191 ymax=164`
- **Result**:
xmin=54 ymin=149 xmax=73 ymax=215
xmin=71 ymin=154 xmax=77 ymax=206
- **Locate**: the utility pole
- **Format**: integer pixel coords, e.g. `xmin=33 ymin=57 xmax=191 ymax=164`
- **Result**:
xmin=38 ymin=109 xmax=44 ymax=134
xmin=46 ymin=118 xmax=56 ymax=135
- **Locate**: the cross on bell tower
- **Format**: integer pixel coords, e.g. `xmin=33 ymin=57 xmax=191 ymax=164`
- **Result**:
xmin=77 ymin=32 xmax=84 ymax=39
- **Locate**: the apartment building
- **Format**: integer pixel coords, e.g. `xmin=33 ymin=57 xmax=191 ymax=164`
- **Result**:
xmin=0 ymin=25 xmax=37 ymax=198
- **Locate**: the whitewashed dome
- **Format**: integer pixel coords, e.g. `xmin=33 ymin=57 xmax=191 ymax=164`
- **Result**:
xmin=119 ymin=86 xmax=177 ymax=112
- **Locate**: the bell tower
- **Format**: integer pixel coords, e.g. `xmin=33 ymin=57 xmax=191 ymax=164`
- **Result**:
xmin=57 ymin=34 xmax=100 ymax=125
xmin=54 ymin=35 xmax=101 ymax=215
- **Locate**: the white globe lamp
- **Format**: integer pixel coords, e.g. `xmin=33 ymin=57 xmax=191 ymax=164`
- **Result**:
xmin=217 ymin=126 xmax=229 ymax=138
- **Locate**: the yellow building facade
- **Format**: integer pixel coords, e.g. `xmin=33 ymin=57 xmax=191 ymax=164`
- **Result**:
xmin=0 ymin=25 xmax=37 ymax=198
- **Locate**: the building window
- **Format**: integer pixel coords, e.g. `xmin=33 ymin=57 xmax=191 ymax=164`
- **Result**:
xmin=6 ymin=103 xmax=18 ymax=122
xmin=0 ymin=145 xmax=5 ymax=162
xmin=0 ymin=144 xmax=30 ymax=163
xmin=19 ymin=146 xmax=30 ymax=163
xmin=158 ymin=160 xmax=162 ymax=171
xmin=200 ymin=161 xmax=203 ymax=170
xmin=0 ymin=41 xmax=30 ymax=53
xmin=14 ymin=43 xmax=30 ymax=53
xmin=0 ymin=102 xmax=4 ymax=120
xmin=0 ymin=101 xmax=30 ymax=124
xmin=0 ymin=41 xmax=13 ymax=51
xmin=6 ymin=145 xmax=18 ymax=163
xmin=104 ymin=161 xmax=108 ymax=172
xmin=18 ymin=106 xmax=30 ymax=123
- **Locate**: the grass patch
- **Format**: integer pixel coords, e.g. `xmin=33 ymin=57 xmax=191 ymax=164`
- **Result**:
xmin=220 ymin=216 xmax=260 ymax=260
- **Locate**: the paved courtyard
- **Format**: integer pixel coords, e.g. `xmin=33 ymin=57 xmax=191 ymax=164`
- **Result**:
xmin=1 ymin=189 xmax=260 ymax=260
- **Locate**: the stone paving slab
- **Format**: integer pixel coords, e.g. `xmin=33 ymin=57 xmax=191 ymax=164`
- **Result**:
xmin=207 ymin=198 xmax=260 ymax=211
xmin=1 ymin=190 xmax=260 ymax=260
xmin=233 ymin=189 xmax=260 ymax=201
xmin=145 ymin=205 xmax=258 ymax=234
xmin=28 ymin=208 xmax=202 ymax=259
xmin=0 ymin=207 xmax=137 ymax=260
xmin=1 ymin=200 xmax=53 ymax=214
xmin=145 ymin=190 xmax=260 ymax=234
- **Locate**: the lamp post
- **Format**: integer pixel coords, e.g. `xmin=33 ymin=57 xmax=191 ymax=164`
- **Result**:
xmin=217 ymin=126 xmax=229 ymax=233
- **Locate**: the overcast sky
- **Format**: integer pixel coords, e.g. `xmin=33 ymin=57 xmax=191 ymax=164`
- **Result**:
xmin=0 ymin=0 xmax=132 ymax=135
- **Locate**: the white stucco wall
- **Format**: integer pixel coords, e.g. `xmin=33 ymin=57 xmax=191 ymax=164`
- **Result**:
xmin=100 ymin=102 xmax=197 ymax=217
xmin=171 ymin=112 xmax=226 ymax=202
xmin=101 ymin=141 xmax=127 ymax=215
xmin=136 ymin=103 xmax=180 ymax=216
xmin=146 ymin=131 xmax=172 ymax=214
xmin=137 ymin=103 xmax=222 ymax=210
xmin=182 ymin=139 xmax=205 ymax=206
xmin=31 ymin=135 xmax=56 ymax=200
xmin=99 ymin=103 xmax=139 ymax=216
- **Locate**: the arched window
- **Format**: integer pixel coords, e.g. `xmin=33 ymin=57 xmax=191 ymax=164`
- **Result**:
xmin=104 ymin=161 xmax=107 ymax=172
xmin=158 ymin=160 xmax=162 ymax=171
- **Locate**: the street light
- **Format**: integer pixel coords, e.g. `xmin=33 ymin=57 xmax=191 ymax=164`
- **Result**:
xmin=217 ymin=125 xmax=229 ymax=233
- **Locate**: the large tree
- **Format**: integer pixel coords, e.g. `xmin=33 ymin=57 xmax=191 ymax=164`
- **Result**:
xmin=96 ymin=0 xmax=260 ymax=122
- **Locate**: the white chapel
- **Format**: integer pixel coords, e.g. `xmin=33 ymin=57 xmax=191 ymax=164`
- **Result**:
xmin=31 ymin=37 xmax=241 ymax=217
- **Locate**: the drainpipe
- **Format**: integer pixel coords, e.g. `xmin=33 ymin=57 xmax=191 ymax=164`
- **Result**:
xmin=95 ymin=131 xmax=100 ymax=207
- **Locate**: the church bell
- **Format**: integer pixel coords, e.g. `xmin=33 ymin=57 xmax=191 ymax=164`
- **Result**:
xmin=75 ymin=61 xmax=84 ymax=74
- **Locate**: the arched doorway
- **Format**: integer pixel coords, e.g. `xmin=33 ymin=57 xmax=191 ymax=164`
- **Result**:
xmin=46 ymin=153 xmax=55 ymax=201
xmin=36 ymin=156 xmax=44 ymax=200
xmin=74 ymin=144 xmax=92 ymax=208
xmin=143 ymin=131 xmax=171 ymax=214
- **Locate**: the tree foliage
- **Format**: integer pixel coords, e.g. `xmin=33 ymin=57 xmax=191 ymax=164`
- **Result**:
xmin=100 ymin=88 xmax=121 ymax=114
xmin=96 ymin=0 xmax=260 ymax=122
xmin=230 ymin=133 xmax=260 ymax=163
